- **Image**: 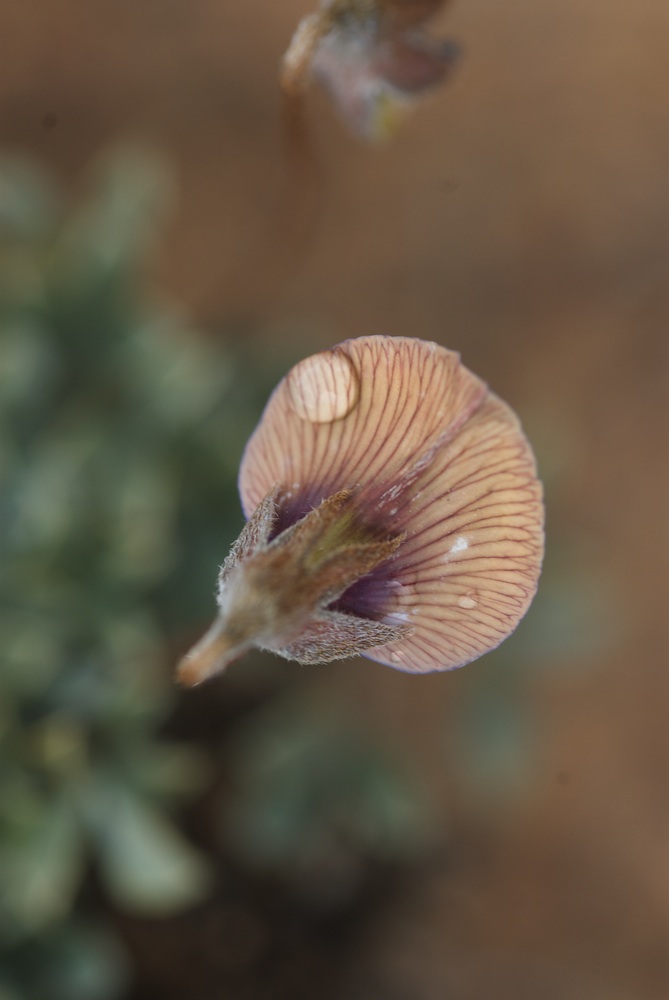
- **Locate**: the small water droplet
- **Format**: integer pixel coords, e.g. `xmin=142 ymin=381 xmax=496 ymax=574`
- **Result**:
xmin=457 ymin=595 xmax=478 ymax=610
xmin=384 ymin=611 xmax=410 ymax=625
xmin=286 ymin=350 xmax=359 ymax=424
xmin=449 ymin=535 xmax=468 ymax=555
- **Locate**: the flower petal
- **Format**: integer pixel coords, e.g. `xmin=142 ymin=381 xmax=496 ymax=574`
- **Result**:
xmin=239 ymin=337 xmax=544 ymax=673
xmin=370 ymin=36 xmax=459 ymax=94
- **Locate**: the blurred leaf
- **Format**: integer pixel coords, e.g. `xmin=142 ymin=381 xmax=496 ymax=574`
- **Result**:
xmin=53 ymin=148 xmax=174 ymax=291
xmin=0 ymin=611 xmax=65 ymax=695
xmin=0 ymin=157 xmax=59 ymax=241
xmin=0 ymin=147 xmax=237 ymax=990
xmin=86 ymin=781 xmax=212 ymax=915
xmin=0 ymin=797 xmax=83 ymax=938
xmin=101 ymin=453 xmax=179 ymax=585
xmin=123 ymin=313 xmax=232 ymax=428
xmin=225 ymin=698 xmax=436 ymax=873
xmin=0 ymin=321 xmax=58 ymax=412
xmin=8 ymin=420 xmax=106 ymax=551
xmin=38 ymin=922 xmax=129 ymax=1000
xmin=127 ymin=742 xmax=212 ymax=798
xmin=6 ymin=921 xmax=130 ymax=1000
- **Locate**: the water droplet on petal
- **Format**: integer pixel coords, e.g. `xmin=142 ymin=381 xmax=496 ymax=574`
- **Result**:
xmin=287 ymin=350 xmax=359 ymax=423
xmin=457 ymin=594 xmax=478 ymax=610
xmin=383 ymin=610 xmax=410 ymax=625
xmin=449 ymin=535 xmax=468 ymax=555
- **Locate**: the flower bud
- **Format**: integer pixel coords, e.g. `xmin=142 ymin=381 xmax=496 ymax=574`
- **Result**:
xmin=177 ymin=337 xmax=544 ymax=685
xmin=281 ymin=0 xmax=459 ymax=140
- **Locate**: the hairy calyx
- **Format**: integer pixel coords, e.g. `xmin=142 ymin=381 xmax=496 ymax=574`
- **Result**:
xmin=176 ymin=488 xmax=410 ymax=686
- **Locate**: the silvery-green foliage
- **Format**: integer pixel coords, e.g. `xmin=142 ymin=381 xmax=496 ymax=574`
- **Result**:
xmin=0 ymin=149 xmax=258 ymax=998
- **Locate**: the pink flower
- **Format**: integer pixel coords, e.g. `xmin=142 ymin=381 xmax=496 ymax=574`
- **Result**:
xmin=177 ymin=337 xmax=544 ymax=686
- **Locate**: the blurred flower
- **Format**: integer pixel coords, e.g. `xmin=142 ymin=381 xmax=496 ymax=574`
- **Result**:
xmin=281 ymin=0 xmax=460 ymax=139
xmin=178 ymin=336 xmax=544 ymax=684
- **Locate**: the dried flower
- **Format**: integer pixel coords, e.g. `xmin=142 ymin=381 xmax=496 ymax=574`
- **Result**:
xmin=177 ymin=337 xmax=544 ymax=685
xmin=281 ymin=0 xmax=460 ymax=140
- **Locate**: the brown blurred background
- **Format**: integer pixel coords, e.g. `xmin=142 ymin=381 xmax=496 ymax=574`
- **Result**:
xmin=1 ymin=1 xmax=667 ymax=998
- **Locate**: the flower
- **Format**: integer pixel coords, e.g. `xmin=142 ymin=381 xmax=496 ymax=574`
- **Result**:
xmin=281 ymin=0 xmax=460 ymax=140
xmin=177 ymin=336 xmax=544 ymax=685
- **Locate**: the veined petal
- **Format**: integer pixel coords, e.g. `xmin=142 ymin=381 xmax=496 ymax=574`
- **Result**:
xmin=239 ymin=337 xmax=544 ymax=673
